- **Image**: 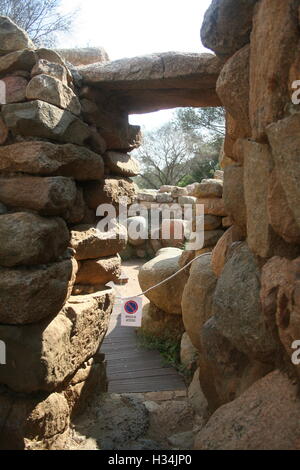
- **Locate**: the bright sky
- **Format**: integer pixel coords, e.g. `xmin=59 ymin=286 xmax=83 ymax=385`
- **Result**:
xmin=58 ymin=0 xmax=212 ymax=129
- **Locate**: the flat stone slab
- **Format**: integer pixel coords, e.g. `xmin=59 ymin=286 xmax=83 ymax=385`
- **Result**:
xmin=79 ymin=52 xmax=223 ymax=113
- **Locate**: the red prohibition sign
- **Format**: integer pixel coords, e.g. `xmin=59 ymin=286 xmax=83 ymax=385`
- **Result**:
xmin=124 ymin=300 xmax=138 ymax=314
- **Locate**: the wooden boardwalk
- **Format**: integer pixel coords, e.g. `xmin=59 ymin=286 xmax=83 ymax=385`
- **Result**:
xmin=101 ymin=261 xmax=186 ymax=394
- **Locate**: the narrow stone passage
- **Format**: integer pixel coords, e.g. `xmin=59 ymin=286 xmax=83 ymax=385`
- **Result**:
xmin=102 ymin=260 xmax=186 ymax=393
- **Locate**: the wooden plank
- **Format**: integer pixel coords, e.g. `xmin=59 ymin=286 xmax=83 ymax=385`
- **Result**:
xmin=102 ymin=269 xmax=187 ymax=393
xmin=108 ymin=368 xmax=181 ymax=380
xmin=109 ymin=376 xmax=185 ymax=387
xmin=102 ymin=343 xmax=140 ymax=350
xmin=108 ymin=376 xmax=186 ymax=393
xmin=106 ymin=363 xmax=171 ymax=375
xmin=105 ymin=350 xmax=163 ymax=360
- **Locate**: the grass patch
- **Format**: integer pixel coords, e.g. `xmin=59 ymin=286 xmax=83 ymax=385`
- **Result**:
xmin=136 ymin=331 xmax=192 ymax=381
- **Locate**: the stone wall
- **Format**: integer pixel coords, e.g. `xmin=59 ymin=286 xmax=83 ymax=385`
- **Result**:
xmin=185 ymin=0 xmax=300 ymax=449
xmin=0 ymin=16 xmax=140 ymax=449
xmin=124 ymin=173 xmax=228 ymax=259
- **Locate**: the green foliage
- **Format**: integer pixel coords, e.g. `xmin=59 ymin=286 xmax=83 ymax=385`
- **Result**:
xmin=173 ymin=107 xmax=226 ymax=138
xmin=134 ymin=107 xmax=225 ymax=189
xmin=137 ymin=331 xmax=181 ymax=369
xmin=190 ymin=154 xmax=220 ymax=182
xmin=136 ymin=331 xmax=193 ymax=382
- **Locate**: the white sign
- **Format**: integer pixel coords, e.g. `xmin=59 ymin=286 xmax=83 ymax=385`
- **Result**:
xmin=120 ymin=296 xmax=143 ymax=327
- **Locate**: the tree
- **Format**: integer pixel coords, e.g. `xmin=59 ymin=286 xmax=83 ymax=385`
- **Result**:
xmin=134 ymin=107 xmax=225 ymax=189
xmin=133 ymin=122 xmax=193 ymax=189
xmin=0 ymin=0 xmax=77 ymax=46
xmin=173 ymin=107 xmax=226 ymax=138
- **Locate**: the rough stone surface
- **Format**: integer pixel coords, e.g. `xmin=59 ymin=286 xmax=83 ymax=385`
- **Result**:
xmin=194 ymin=371 xmax=300 ymax=450
xmin=213 ymin=243 xmax=277 ymax=361
xmin=249 ymin=0 xmax=300 ymax=139
xmin=76 ymin=254 xmax=121 ymax=285
xmin=0 ymin=49 xmax=36 ymax=76
xmin=0 ymin=289 xmax=113 ymax=392
xmin=80 ymin=98 xmax=141 ymax=151
xmin=267 ymin=113 xmax=300 ymax=230
xmin=31 ymin=59 xmax=68 ymax=85
xmin=200 ymin=316 xmax=272 ymax=410
xmin=203 ymin=230 xmax=224 ymax=249
xmin=188 ymin=368 xmax=209 ymax=419
xmin=180 ymin=332 xmax=199 ymax=371
xmin=139 ymin=248 xmax=188 ymax=314
xmin=203 ymin=215 xmax=222 ymax=231
xmin=71 ymin=224 xmax=127 ymax=260
xmin=0 ymin=16 xmax=35 ymax=55
xmin=83 ymin=177 xmax=136 ymax=208
xmin=146 ymin=400 xmax=195 ymax=445
xmin=260 ymin=256 xmax=300 ymax=375
xmin=211 ymin=226 xmax=244 ymax=277
xmin=243 ymin=140 xmax=276 ymax=257
xmin=56 ymin=47 xmax=109 ymax=66
xmin=26 ymin=74 xmax=81 ymax=116
xmin=0 ymin=117 xmax=8 ymax=144
xmin=141 ymin=303 xmax=185 ymax=342
xmin=195 ymin=198 xmax=227 ymax=217
xmin=0 ymin=212 xmax=70 ymax=267
xmin=0 ymin=176 xmax=77 ymax=216
xmin=182 ymin=253 xmax=217 ymax=351
xmin=2 ymin=100 xmax=91 ymax=145
xmin=190 ymin=179 xmax=223 ymax=198
xmin=0 ymin=141 xmax=104 ymax=180
xmin=79 ymin=52 xmax=223 ymax=113
xmin=73 ymin=393 xmax=149 ymax=450
xmin=0 ymin=387 xmax=70 ymax=450
xmin=0 ymin=258 xmax=77 ymax=325
xmin=2 ymin=75 xmax=28 ymax=103
xmin=268 ymin=170 xmax=300 ymax=245
xmin=223 ymin=165 xmax=246 ymax=232
xmin=217 ymin=45 xmax=251 ymax=136
xmin=105 ymin=151 xmax=140 ymax=177
xmin=200 ymin=0 xmax=258 ymax=57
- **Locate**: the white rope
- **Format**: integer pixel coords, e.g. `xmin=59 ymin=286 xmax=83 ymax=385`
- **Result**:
xmin=114 ymin=252 xmax=210 ymax=299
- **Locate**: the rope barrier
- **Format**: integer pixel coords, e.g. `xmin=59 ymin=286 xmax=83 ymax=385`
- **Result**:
xmin=110 ymin=252 xmax=210 ymax=299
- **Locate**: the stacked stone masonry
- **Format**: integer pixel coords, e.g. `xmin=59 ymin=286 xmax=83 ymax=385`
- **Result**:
xmin=136 ymin=0 xmax=300 ymax=450
xmin=2 ymin=0 xmax=300 ymax=450
xmin=0 ymin=16 xmax=142 ymax=449
xmin=186 ymin=0 xmax=300 ymax=449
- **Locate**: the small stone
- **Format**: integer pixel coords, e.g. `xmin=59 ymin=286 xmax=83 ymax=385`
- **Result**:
xmin=0 ymin=16 xmax=35 ymax=55
xmin=31 ymin=59 xmax=68 ymax=85
xmin=0 ymin=212 xmax=69 ymax=267
xmin=0 ymin=258 xmax=77 ymax=325
xmin=26 ymin=74 xmax=81 ymax=116
xmin=105 ymin=151 xmax=140 ymax=177
xmin=0 ymin=141 xmax=104 ymax=181
xmin=2 ymin=100 xmax=91 ymax=145
xmin=191 ymin=179 xmax=223 ymax=198
xmin=76 ymin=254 xmax=121 ymax=285
xmin=0 ymin=175 xmax=77 ymax=216
xmin=2 ymin=75 xmax=28 ymax=103
xmin=71 ymin=223 xmax=127 ymax=260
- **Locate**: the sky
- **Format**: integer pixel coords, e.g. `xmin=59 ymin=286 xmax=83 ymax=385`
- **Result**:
xmin=58 ymin=0 xmax=212 ymax=129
